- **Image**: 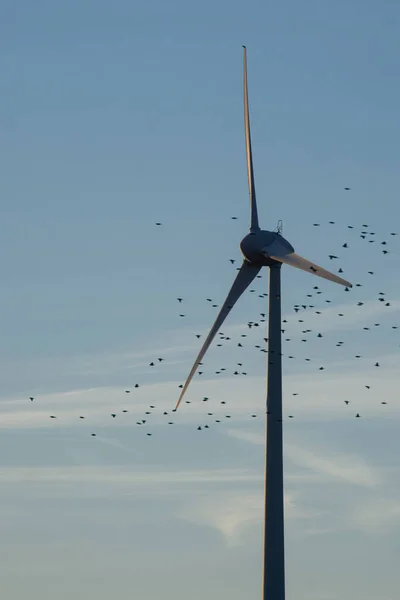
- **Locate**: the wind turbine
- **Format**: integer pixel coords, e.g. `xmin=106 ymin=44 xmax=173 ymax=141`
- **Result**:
xmin=174 ymin=47 xmax=352 ymax=600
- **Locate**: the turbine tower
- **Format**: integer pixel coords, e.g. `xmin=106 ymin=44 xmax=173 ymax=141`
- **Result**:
xmin=175 ymin=47 xmax=352 ymax=600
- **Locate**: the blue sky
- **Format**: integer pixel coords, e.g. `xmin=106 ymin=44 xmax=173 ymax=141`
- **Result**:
xmin=1 ymin=1 xmax=400 ymax=598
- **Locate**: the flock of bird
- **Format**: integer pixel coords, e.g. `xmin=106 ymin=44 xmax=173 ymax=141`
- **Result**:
xmin=27 ymin=200 xmax=399 ymax=438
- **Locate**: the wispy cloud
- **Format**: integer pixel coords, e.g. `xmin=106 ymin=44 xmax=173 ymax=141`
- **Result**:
xmin=2 ymin=349 xmax=400 ymax=429
xmin=182 ymin=491 xmax=262 ymax=546
xmin=352 ymin=498 xmax=400 ymax=533
xmin=0 ymin=465 xmax=260 ymax=486
xmin=285 ymin=444 xmax=378 ymax=487
xmin=282 ymin=298 xmax=400 ymax=334
xmin=225 ymin=429 xmax=264 ymax=446
xmin=209 ymin=297 xmax=400 ymax=338
xmin=181 ymin=489 xmax=313 ymax=546
xmin=225 ymin=429 xmax=378 ymax=487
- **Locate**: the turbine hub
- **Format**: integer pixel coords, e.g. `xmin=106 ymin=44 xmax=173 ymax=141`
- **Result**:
xmin=240 ymin=230 xmax=294 ymax=266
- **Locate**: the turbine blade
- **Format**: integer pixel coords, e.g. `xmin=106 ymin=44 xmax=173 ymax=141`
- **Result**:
xmin=265 ymin=251 xmax=352 ymax=287
xmin=243 ymin=46 xmax=259 ymax=232
xmin=175 ymin=260 xmax=261 ymax=409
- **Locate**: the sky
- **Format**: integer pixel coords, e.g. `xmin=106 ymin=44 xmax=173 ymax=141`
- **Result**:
xmin=1 ymin=1 xmax=400 ymax=598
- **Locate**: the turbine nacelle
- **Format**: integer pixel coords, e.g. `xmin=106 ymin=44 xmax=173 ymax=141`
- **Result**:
xmin=240 ymin=230 xmax=295 ymax=267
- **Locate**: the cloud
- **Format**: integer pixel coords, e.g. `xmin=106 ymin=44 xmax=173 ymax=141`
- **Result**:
xmin=210 ymin=297 xmax=400 ymax=339
xmin=225 ymin=429 xmax=264 ymax=446
xmin=0 ymin=465 xmax=260 ymax=486
xmin=182 ymin=491 xmax=262 ymax=546
xmin=352 ymin=498 xmax=400 ymax=533
xmin=225 ymin=429 xmax=378 ymax=487
xmin=2 ymin=347 xmax=400 ymax=430
xmin=285 ymin=444 xmax=378 ymax=487
xmin=76 ymin=341 xmax=199 ymax=376
xmin=181 ymin=489 xmax=312 ymax=546
xmin=282 ymin=298 xmax=400 ymax=334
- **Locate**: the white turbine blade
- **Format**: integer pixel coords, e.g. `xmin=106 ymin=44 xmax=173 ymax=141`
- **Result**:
xmin=175 ymin=260 xmax=261 ymax=409
xmin=243 ymin=46 xmax=259 ymax=232
xmin=265 ymin=251 xmax=352 ymax=287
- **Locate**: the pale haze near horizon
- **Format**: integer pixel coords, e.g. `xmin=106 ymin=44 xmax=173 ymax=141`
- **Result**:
xmin=0 ymin=1 xmax=400 ymax=599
